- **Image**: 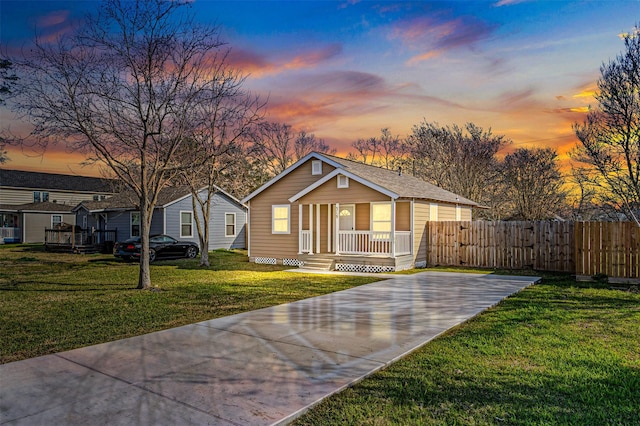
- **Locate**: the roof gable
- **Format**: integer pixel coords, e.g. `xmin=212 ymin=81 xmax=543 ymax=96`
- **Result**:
xmin=289 ymin=169 xmax=398 ymax=202
xmin=240 ymin=152 xmax=344 ymax=203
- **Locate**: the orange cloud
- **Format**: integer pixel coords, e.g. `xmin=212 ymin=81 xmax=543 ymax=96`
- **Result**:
xmin=406 ymin=49 xmax=444 ymax=65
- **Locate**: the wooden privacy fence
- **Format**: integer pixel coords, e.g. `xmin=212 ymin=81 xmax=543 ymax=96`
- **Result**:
xmin=427 ymin=221 xmax=639 ymax=280
xmin=575 ymin=221 xmax=639 ymax=280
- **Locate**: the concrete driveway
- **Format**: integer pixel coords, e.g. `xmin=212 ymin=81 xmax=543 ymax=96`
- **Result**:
xmin=0 ymin=271 xmax=539 ymax=425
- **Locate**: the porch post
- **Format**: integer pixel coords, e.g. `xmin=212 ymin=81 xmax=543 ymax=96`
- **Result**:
xmin=308 ymin=204 xmax=313 ymax=255
xmin=316 ymin=203 xmax=321 ymax=254
xmin=298 ymin=204 xmax=303 ymax=254
xmin=410 ymin=199 xmax=415 ymax=255
xmin=335 ymin=203 xmax=340 ymax=255
xmin=327 ymin=204 xmax=331 ymax=253
xmin=390 ymin=198 xmax=396 ymax=257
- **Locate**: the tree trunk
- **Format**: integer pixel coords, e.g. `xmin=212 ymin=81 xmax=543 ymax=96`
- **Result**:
xmin=137 ymin=194 xmax=152 ymax=289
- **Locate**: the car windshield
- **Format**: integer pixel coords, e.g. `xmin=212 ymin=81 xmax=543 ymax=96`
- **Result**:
xmin=150 ymin=235 xmax=176 ymax=243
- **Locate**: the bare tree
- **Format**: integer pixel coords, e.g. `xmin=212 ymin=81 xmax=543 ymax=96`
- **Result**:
xmin=573 ymin=26 xmax=640 ymax=225
xmin=348 ymin=128 xmax=405 ymax=170
xmin=10 ymin=0 xmax=226 ymax=289
xmin=405 ymin=120 xmax=508 ymax=216
xmin=253 ymin=122 xmax=335 ymax=176
xmin=0 ymin=58 xmax=18 ymax=163
xmin=501 ymin=148 xmax=566 ymax=220
xmin=179 ymin=63 xmax=265 ymax=266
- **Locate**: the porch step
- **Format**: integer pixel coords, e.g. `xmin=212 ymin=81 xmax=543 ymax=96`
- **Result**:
xmin=300 ymin=257 xmax=335 ymax=271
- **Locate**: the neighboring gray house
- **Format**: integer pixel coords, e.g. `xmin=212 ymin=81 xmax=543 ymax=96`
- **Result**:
xmin=74 ymin=186 xmax=247 ymax=250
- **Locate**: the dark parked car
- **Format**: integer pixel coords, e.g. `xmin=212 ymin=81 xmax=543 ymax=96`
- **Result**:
xmin=113 ymin=234 xmax=199 ymax=262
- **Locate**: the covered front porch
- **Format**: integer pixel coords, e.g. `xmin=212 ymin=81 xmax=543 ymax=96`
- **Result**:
xmin=296 ymin=201 xmax=413 ymax=271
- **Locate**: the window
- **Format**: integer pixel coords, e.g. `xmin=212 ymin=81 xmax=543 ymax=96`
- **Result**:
xmin=272 ymin=205 xmax=290 ymax=234
xmin=180 ymin=211 xmax=193 ymax=238
xmin=131 ymin=212 xmax=140 ymax=237
xmin=42 ymin=192 xmax=49 ymax=202
xmin=51 ymin=215 xmax=62 ymax=228
xmin=82 ymin=215 xmax=88 ymax=229
xmin=312 ymin=160 xmax=322 ymax=175
xmin=337 ymin=175 xmax=349 ymax=188
xmin=371 ymin=203 xmax=392 ymax=239
xmin=33 ymin=191 xmax=40 ymax=203
xmin=225 ymin=213 xmax=236 ymax=237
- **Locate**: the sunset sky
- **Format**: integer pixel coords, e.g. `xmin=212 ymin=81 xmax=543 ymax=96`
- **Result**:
xmin=1 ymin=0 xmax=637 ymax=176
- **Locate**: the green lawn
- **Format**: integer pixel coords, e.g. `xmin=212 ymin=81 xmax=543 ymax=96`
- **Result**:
xmin=293 ymin=273 xmax=640 ymax=425
xmin=2 ymin=244 xmax=638 ymax=425
xmin=0 ymin=244 xmax=378 ymax=363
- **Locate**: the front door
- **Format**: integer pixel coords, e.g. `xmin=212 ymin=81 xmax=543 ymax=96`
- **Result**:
xmin=339 ymin=205 xmax=355 ymax=231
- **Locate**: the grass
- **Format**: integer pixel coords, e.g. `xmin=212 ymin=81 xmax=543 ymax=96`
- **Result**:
xmin=293 ymin=273 xmax=640 ymax=425
xmin=2 ymin=245 xmax=638 ymax=425
xmin=0 ymin=244 xmax=378 ymax=364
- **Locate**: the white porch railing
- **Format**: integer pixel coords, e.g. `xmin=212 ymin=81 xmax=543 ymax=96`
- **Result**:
xmin=299 ymin=230 xmax=312 ymax=253
xmin=0 ymin=227 xmax=20 ymax=243
xmin=337 ymin=230 xmax=412 ymax=256
xmin=395 ymin=231 xmax=411 ymax=255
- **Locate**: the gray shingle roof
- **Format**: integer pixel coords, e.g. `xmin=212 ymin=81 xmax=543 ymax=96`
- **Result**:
xmin=76 ymin=186 xmax=193 ymax=212
xmin=322 ymin=154 xmax=478 ymax=206
xmin=1 ymin=201 xmax=74 ymax=213
xmin=0 ymin=169 xmax=114 ymax=193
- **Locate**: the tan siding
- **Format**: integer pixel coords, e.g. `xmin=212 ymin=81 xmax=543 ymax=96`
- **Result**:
xmin=23 ymin=213 xmax=75 ymax=243
xmin=250 ymin=159 xmax=336 ymax=259
xmin=438 ymin=204 xmax=456 ymax=221
xmin=461 ymin=206 xmax=472 ymax=220
xmin=395 ymin=201 xmax=411 ymax=231
xmin=299 ymin=177 xmax=390 ymax=204
xmin=355 ymin=203 xmax=370 ymax=230
xmin=0 ymin=188 xmax=109 ymax=206
xmin=413 ymin=201 xmax=430 ymax=264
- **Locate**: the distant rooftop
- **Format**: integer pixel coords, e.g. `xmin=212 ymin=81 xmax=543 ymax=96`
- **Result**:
xmin=0 ymin=169 xmax=115 ymax=194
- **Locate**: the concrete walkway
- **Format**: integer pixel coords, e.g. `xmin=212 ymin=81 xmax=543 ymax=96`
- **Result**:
xmin=1 ymin=271 xmax=539 ymax=426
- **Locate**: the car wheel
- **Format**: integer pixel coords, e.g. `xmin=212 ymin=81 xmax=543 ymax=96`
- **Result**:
xmin=186 ymin=246 xmax=197 ymax=258
xmin=149 ymin=249 xmax=156 ymax=263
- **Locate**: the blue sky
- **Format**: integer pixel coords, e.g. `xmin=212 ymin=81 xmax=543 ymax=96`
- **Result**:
xmin=1 ymin=0 xmax=638 ymax=175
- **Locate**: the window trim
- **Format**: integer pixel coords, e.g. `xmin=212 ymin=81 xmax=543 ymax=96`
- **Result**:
xmin=180 ymin=210 xmax=193 ymax=238
xmin=130 ymin=212 xmax=141 ymax=237
xmin=225 ymin=212 xmax=236 ymax=237
xmin=272 ymin=205 xmax=291 ymax=234
xmin=337 ymin=175 xmax=349 ymax=188
xmin=370 ymin=202 xmax=392 ymax=240
xmin=312 ymin=160 xmax=322 ymax=175
xmin=51 ymin=214 xmax=62 ymax=228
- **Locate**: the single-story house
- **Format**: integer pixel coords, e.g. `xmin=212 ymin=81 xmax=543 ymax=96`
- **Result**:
xmin=74 ymin=185 xmax=247 ymax=250
xmin=0 ymin=202 xmax=76 ymax=243
xmin=240 ymin=152 xmax=479 ymax=272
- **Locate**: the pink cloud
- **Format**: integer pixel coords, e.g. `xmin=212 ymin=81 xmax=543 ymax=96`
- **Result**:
xmin=35 ymin=10 xmax=69 ymax=28
xmin=393 ymin=15 xmax=495 ymax=64
xmin=227 ymin=44 xmax=342 ymax=78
